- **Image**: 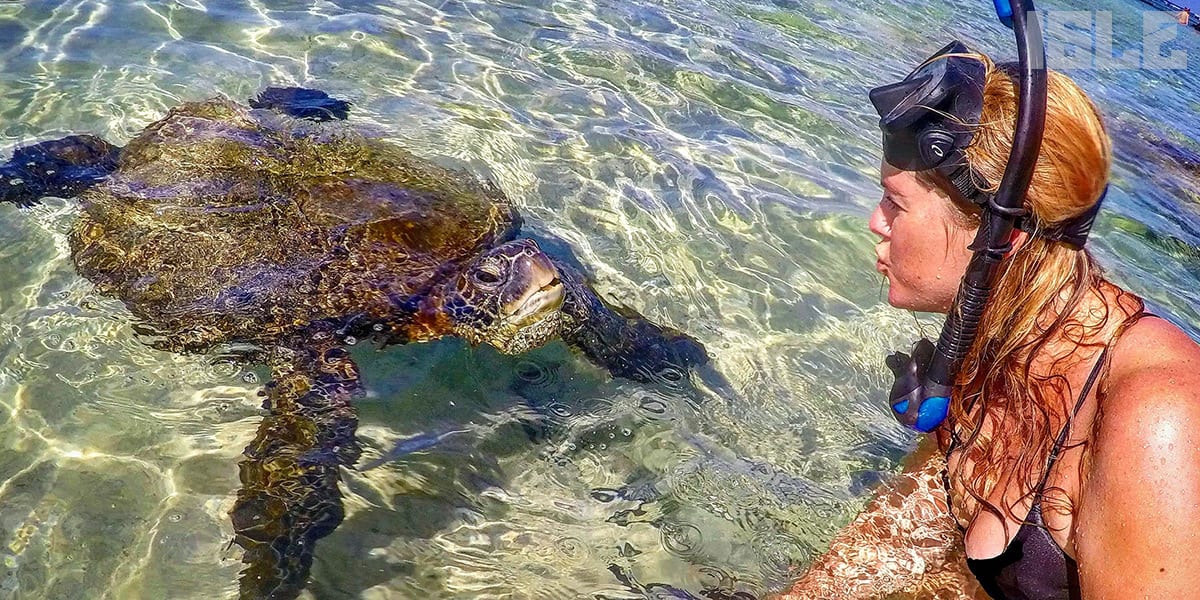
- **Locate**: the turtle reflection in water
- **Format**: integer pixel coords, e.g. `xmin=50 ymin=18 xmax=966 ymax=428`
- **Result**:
xmin=0 ymin=88 xmax=708 ymax=599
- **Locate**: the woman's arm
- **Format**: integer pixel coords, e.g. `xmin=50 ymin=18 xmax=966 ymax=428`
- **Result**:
xmin=1077 ymin=320 xmax=1200 ymax=598
xmin=778 ymin=436 xmax=983 ymax=600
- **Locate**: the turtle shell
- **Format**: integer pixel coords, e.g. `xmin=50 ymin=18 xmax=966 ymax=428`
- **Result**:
xmin=68 ymin=98 xmax=520 ymax=351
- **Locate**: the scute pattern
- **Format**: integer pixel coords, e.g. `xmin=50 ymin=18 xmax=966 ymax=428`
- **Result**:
xmin=68 ymin=98 xmax=520 ymax=352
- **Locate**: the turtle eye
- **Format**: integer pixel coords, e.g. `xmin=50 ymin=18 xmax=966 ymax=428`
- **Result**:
xmin=473 ymin=267 xmax=502 ymax=285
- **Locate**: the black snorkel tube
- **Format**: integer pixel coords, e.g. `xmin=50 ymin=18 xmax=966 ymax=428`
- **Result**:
xmin=883 ymin=0 xmax=1048 ymax=432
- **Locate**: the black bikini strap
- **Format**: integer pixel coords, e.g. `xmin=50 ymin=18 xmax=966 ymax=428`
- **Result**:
xmin=1036 ymin=345 xmax=1110 ymax=493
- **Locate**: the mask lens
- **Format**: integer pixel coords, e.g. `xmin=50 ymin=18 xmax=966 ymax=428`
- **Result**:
xmin=869 ymin=41 xmax=984 ymax=172
xmin=881 ymin=60 xmax=949 ymax=122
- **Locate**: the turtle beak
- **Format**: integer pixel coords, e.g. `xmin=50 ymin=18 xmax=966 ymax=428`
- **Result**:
xmin=502 ymin=252 xmax=565 ymax=324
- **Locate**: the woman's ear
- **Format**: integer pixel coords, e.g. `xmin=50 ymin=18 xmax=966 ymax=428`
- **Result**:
xmin=1007 ymin=229 xmax=1030 ymax=255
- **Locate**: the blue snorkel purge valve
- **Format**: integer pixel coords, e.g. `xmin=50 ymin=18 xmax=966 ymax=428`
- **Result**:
xmin=992 ymin=0 xmax=1015 ymax=27
xmin=875 ymin=0 xmax=1048 ymax=432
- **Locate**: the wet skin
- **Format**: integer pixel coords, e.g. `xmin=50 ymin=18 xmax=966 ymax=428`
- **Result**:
xmin=868 ymin=162 xmax=975 ymax=314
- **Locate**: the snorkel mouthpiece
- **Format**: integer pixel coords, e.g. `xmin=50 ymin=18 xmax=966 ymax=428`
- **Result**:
xmin=887 ymin=339 xmax=951 ymax=433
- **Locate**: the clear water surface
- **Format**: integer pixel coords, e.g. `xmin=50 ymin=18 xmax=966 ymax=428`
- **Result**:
xmin=0 ymin=0 xmax=1197 ymax=598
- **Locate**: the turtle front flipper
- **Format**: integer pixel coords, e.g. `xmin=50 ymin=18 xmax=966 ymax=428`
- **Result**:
xmin=231 ymin=334 xmax=362 ymax=600
xmin=0 ymin=135 xmax=120 ymax=207
xmin=556 ymin=263 xmax=709 ymax=385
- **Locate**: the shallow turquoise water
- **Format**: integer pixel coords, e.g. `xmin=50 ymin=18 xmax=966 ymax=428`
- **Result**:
xmin=0 ymin=0 xmax=1196 ymax=598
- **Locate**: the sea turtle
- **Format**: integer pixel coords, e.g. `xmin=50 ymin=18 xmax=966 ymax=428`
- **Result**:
xmin=0 ymin=88 xmax=708 ymax=599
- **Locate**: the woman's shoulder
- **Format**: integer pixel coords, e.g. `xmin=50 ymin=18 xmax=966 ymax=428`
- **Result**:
xmin=1076 ymin=313 xmax=1200 ymax=599
xmin=1107 ymin=315 xmax=1200 ymax=399
xmin=1093 ymin=314 xmax=1200 ymax=459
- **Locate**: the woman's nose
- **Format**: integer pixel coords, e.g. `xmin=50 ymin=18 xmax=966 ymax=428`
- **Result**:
xmin=868 ymin=203 xmax=889 ymax=238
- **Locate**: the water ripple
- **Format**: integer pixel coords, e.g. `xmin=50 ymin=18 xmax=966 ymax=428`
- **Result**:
xmin=0 ymin=0 xmax=1196 ymax=597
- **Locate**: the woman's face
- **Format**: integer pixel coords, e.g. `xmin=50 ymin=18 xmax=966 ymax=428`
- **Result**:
xmin=868 ymin=162 xmax=976 ymax=313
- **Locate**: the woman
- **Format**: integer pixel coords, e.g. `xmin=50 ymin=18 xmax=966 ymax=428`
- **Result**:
xmin=781 ymin=49 xmax=1200 ymax=599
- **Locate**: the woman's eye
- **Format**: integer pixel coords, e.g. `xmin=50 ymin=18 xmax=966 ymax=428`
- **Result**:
xmin=882 ymin=195 xmax=900 ymax=211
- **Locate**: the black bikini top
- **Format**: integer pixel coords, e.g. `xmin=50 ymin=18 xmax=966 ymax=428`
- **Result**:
xmin=952 ymin=345 xmax=1110 ymax=600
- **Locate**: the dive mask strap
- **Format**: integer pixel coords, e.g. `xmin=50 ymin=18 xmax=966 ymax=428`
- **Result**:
xmin=1013 ymin=184 xmax=1109 ymax=248
xmin=937 ymin=151 xmax=1108 ymax=251
xmin=940 ymin=159 xmax=996 ymax=207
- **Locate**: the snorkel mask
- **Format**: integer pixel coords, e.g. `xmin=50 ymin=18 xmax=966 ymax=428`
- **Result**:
xmin=870 ymin=40 xmax=985 ymax=177
xmin=870 ymin=0 xmax=1103 ymax=432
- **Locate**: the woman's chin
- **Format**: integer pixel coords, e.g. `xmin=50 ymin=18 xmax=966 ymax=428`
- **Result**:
xmin=886 ymin=286 xmax=911 ymax=310
xmin=886 ymin=287 xmax=948 ymax=314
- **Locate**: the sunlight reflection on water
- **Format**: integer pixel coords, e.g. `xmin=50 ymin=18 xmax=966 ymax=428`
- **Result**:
xmin=0 ymin=0 xmax=1196 ymax=598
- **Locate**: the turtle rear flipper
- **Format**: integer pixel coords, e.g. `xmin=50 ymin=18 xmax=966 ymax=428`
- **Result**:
xmin=1 ymin=135 xmax=119 ymax=207
xmin=232 ymin=335 xmax=362 ymax=600
xmin=248 ymin=87 xmax=351 ymax=122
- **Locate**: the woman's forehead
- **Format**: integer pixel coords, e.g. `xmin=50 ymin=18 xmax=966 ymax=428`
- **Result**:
xmin=879 ymin=162 xmax=924 ymax=195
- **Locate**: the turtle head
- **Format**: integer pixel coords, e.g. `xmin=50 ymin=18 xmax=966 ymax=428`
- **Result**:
xmin=443 ymin=239 xmax=568 ymax=354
